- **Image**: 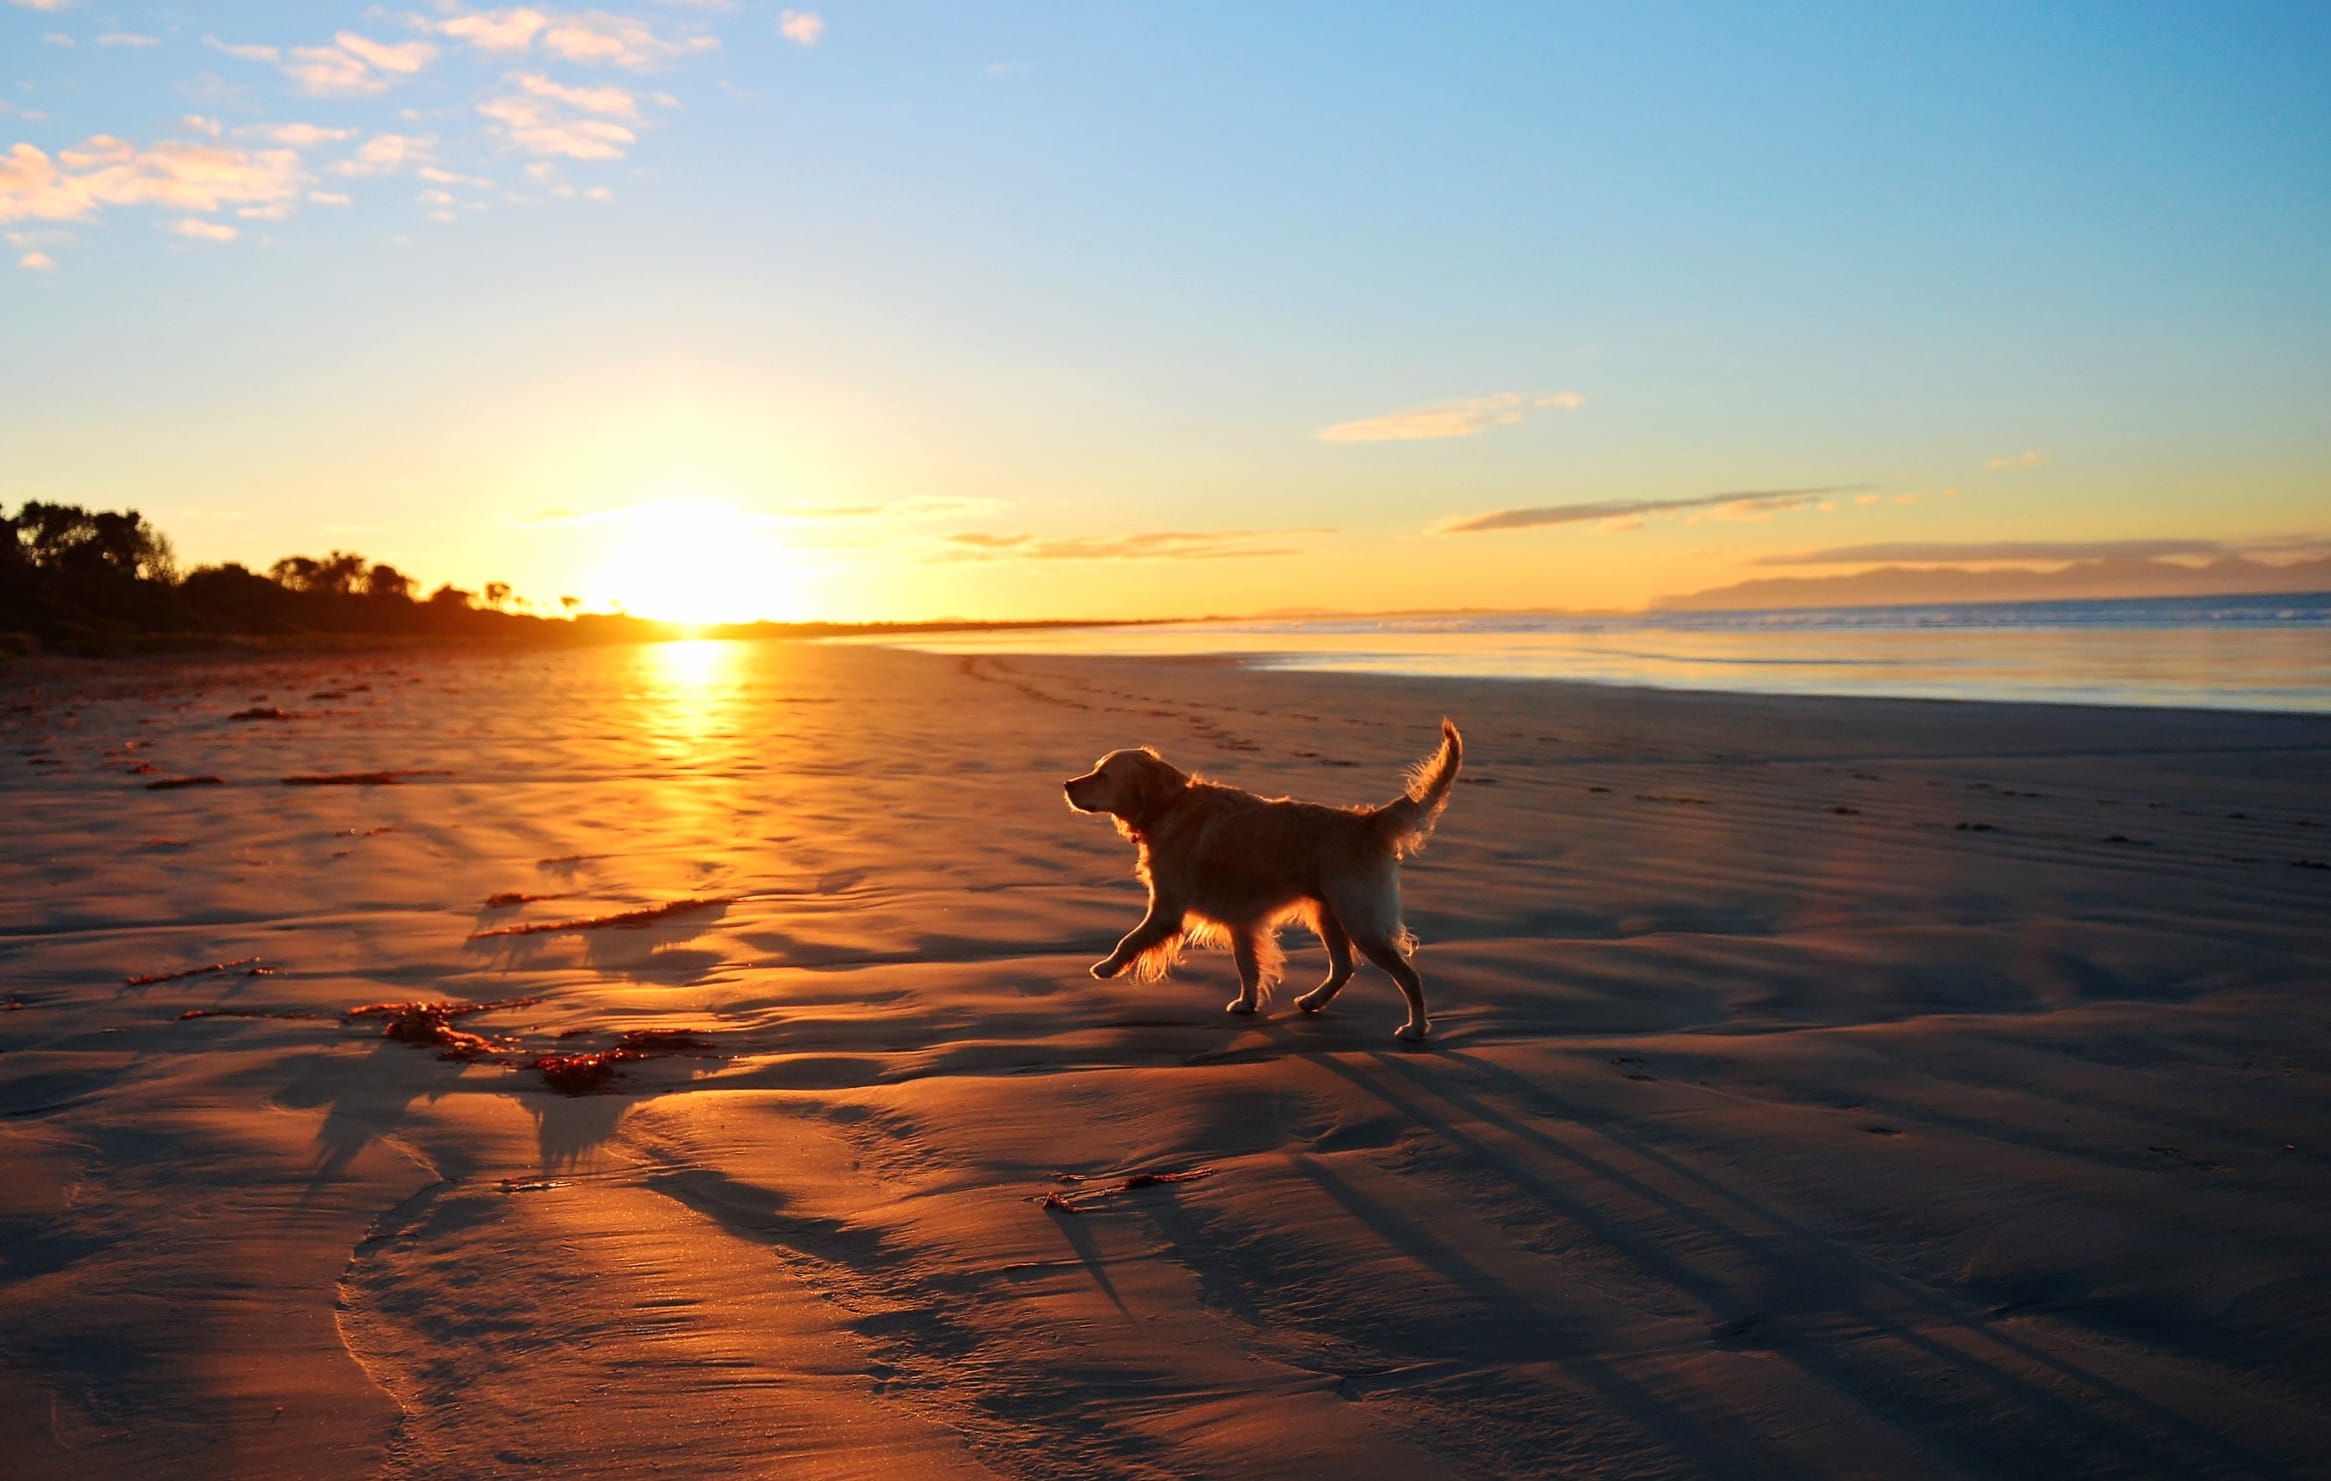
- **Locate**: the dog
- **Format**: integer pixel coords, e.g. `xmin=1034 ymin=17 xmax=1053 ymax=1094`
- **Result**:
xmin=1063 ymin=720 xmax=1461 ymax=1042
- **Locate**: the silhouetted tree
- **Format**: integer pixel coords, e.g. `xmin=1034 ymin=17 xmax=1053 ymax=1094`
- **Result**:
xmin=269 ymin=550 xmax=367 ymax=595
xmin=269 ymin=555 xmax=320 ymax=591
xmin=428 ymin=584 xmax=474 ymax=608
xmin=483 ymin=581 xmax=511 ymax=610
xmin=10 ymin=502 xmax=174 ymax=580
xmin=364 ymin=563 xmax=415 ymax=601
xmin=180 ymin=562 xmax=300 ymax=631
xmin=560 ymin=595 xmax=579 ymax=613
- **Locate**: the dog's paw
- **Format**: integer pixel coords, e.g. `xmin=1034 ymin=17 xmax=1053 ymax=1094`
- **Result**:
xmin=1225 ymin=998 xmax=1258 ymax=1015
xmin=1394 ymin=1020 xmax=1431 ymax=1045
xmin=1294 ymin=990 xmax=1327 ymax=1014
xmin=1089 ymin=959 xmax=1124 ymax=980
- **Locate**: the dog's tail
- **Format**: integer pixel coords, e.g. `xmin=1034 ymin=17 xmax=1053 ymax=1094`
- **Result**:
xmin=1371 ymin=718 xmax=1461 ymax=856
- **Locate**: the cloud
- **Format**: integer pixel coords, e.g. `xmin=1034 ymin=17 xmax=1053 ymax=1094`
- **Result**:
xmin=236 ymin=122 xmax=356 ymax=148
xmin=8 ymin=0 xmax=70 ymax=11
xmin=779 ymin=10 xmax=824 ymax=45
xmin=428 ymin=8 xmax=550 ymax=51
xmin=511 ymin=71 xmax=639 ymax=118
xmin=0 ymin=102 xmax=50 ymax=122
xmin=478 ymin=92 xmax=635 ymax=159
xmin=1317 ymin=390 xmax=1584 ymax=443
xmin=280 ymin=34 xmax=437 ymax=96
xmin=1986 ymin=449 xmax=2049 ymax=470
xmin=936 ymin=529 xmax=1328 ymax=562
xmin=336 ymin=33 xmax=438 ymax=74
xmin=18 ymin=250 xmax=55 ymax=270
xmin=204 ymin=36 xmax=279 ymax=62
xmin=172 ymin=216 xmax=238 ymax=241
xmin=1 ymin=134 xmax=305 ymax=225
xmin=541 ymin=11 xmax=719 ymax=69
xmin=334 ymin=132 xmax=432 ymax=176
xmin=95 ymin=32 xmax=158 ymax=46
xmin=1440 ymin=486 xmax=1868 ymax=535
xmin=211 ymin=30 xmax=435 ymax=96
xmin=1750 ymin=539 xmax=2233 ymax=568
xmin=787 ymin=496 xmax=1004 ymax=522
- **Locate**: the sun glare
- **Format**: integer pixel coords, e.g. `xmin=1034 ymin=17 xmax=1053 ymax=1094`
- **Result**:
xmin=594 ymin=499 xmax=804 ymax=627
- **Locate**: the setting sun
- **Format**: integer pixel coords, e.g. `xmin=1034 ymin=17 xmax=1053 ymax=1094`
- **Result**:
xmin=590 ymin=500 xmax=807 ymax=628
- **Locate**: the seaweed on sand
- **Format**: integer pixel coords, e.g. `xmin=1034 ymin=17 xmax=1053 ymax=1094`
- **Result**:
xmin=125 ymin=956 xmax=270 ymax=986
xmin=1028 ymin=1166 xmax=1218 ymax=1213
xmin=281 ymin=769 xmax=453 ymax=786
xmin=522 ymin=1029 xmax=718 ymax=1095
xmin=466 ymin=897 xmax=738 ymax=940
xmin=346 ymin=996 xmax=542 ymax=1060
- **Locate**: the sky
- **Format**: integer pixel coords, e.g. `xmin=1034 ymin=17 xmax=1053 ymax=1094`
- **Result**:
xmin=4 ymin=1 xmax=2328 ymax=623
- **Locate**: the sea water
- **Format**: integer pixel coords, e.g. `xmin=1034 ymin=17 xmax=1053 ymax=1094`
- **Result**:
xmin=861 ymin=593 xmax=2331 ymax=713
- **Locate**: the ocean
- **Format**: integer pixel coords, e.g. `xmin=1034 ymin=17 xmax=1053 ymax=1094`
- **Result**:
xmin=858 ymin=592 xmax=2331 ymax=714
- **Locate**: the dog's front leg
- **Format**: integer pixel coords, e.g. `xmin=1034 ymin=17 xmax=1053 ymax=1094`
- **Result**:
xmin=1091 ymin=901 xmax=1182 ymax=979
xmin=1227 ymin=931 xmax=1264 ymax=1016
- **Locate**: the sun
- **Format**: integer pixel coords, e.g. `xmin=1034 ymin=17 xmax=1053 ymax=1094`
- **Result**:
xmin=592 ymin=499 xmax=806 ymax=627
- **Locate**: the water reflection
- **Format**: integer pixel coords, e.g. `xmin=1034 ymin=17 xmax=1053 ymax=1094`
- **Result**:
xmin=642 ymin=638 xmax=745 ymax=745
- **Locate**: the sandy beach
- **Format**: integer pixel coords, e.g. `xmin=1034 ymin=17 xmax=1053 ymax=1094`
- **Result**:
xmin=2 ymin=638 xmax=2327 ymax=1479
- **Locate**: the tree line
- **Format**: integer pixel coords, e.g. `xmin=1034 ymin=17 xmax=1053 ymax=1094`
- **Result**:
xmin=1 ymin=501 xmax=639 ymax=655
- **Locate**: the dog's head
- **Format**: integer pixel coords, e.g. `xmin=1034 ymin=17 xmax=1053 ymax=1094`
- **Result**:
xmin=1064 ymin=747 xmax=1188 ymax=828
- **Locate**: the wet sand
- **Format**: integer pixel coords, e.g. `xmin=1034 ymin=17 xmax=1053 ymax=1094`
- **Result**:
xmin=2 ymin=640 xmax=2328 ymax=1479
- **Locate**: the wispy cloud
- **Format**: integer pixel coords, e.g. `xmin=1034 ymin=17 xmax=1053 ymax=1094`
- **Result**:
xmin=779 ymin=10 xmax=824 ymax=46
xmin=172 ymin=216 xmax=237 ymax=241
xmin=511 ymin=71 xmax=640 ymax=118
xmin=1752 ymin=539 xmax=2237 ymax=567
xmin=1986 ymin=449 xmax=2049 ymax=470
xmin=1 ymin=133 xmax=305 ymax=227
xmin=540 ymin=11 xmax=719 ymax=69
xmin=7 ymin=0 xmax=71 ymax=12
xmin=95 ymin=32 xmax=158 ymax=47
xmin=1440 ymin=486 xmax=1868 ymax=535
xmin=18 ymin=249 xmax=55 ymax=270
xmin=236 ymin=122 xmax=357 ymax=148
xmin=1318 ymin=390 xmax=1583 ymax=444
xmin=204 ymin=36 xmax=279 ymax=63
xmin=427 ymin=8 xmax=550 ymax=52
xmin=936 ymin=529 xmax=1328 ymax=562
xmin=479 ymin=91 xmax=635 ymax=159
xmin=334 ymin=132 xmax=433 ymax=176
xmin=275 ymin=34 xmax=439 ymax=96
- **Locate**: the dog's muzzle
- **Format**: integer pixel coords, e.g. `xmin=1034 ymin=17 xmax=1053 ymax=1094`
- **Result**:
xmin=1063 ymin=774 xmax=1100 ymax=812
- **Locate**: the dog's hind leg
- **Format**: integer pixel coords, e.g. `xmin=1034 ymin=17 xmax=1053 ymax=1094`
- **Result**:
xmin=1355 ymin=935 xmax=1430 ymax=1044
xmin=1325 ymin=868 xmax=1430 ymax=1043
xmin=1294 ymin=907 xmax=1355 ymax=1015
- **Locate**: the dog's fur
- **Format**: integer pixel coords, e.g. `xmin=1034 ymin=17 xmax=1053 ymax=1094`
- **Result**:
xmin=1063 ymin=720 xmax=1461 ymax=1042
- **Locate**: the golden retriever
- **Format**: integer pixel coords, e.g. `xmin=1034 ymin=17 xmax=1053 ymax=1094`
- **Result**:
xmin=1064 ymin=720 xmax=1461 ymax=1042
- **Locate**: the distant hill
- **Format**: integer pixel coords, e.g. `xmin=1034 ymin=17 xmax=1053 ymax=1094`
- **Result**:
xmin=1655 ymin=555 xmax=2331 ymax=612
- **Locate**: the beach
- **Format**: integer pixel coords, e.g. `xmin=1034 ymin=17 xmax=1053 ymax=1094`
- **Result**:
xmin=3 ymin=638 xmax=2328 ymax=1479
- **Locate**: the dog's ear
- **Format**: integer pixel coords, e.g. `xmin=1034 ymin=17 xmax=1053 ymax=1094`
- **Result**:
xmin=1124 ymin=751 xmax=1187 ymax=822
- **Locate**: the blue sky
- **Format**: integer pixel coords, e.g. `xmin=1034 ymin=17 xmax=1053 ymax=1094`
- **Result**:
xmin=5 ymin=1 xmax=2327 ymax=619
